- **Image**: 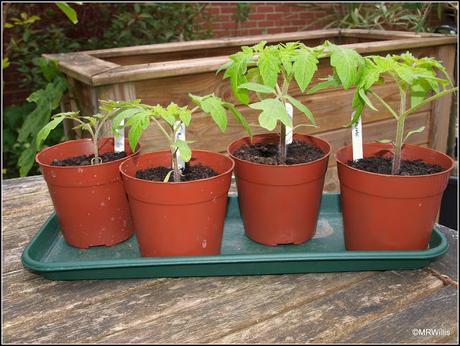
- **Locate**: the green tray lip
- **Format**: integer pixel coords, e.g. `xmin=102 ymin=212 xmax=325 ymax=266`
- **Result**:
xmin=21 ymin=194 xmax=449 ymax=274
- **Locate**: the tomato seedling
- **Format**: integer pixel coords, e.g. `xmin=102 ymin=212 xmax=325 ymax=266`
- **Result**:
xmin=344 ymin=52 xmax=456 ymax=174
xmin=36 ymin=110 xmax=118 ymax=164
xmin=104 ymin=95 xmax=249 ymax=182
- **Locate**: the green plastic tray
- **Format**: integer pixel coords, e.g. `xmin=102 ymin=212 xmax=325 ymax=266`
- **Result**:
xmin=22 ymin=193 xmax=448 ymax=280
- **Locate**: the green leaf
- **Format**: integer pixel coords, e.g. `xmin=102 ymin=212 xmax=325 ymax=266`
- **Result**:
xmin=198 ymin=96 xmax=227 ymax=132
xmin=238 ymin=82 xmax=275 ymax=94
xmin=56 ymin=3 xmax=79 ymax=24
xmin=18 ymin=147 xmax=36 ymax=177
xmin=112 ymin=108 xmax=144 ymax=131
xmin=257 ymin=48 xmax=280 ymax=89
xmin=126 ymin=112 xmax=151 ymax=151
xmin=249 ymin=98 xmax=291 ymax=131
xmin=346 ymin=90 xmax=364 ymax=127
xmin=410 ymin=81 xmax=430 ymax=108
xmin=328 ymin=44 xmax=363 ymax=90
xmin=285 ymin=95 xmax=316 ymax=126
xmin=404 ymin=126 xmax=425 ymax=143
xmin=358 ymin=88 xmax=378 ymax=111
xmin=35 ymin=115 xmax=66 ymax=149
xmin=307 ymin=73 xmax=341 ymax=94
xmin=225 ymin=103 xmax=252 ymax=136
xmin=2 ymin=57 xmax=10 ymax=69
xmin=174 ymin=139 xmax=192 ymax=162
xmin=293 ymin=50 xmax=318 ymax=92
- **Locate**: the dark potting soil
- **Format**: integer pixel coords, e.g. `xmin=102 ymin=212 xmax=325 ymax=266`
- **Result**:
xmin=233 ymin=140 xmax=325 ymax=165
xmin=136 ymin=163 xmax=219 ymax=182
xmin=51 ymin=151 xmax=127 ymax=166
xmin=347 ymin=156 xmax=443 ymax=175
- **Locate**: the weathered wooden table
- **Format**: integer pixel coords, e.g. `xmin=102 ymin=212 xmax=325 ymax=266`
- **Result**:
xmin=3 ymin=176 xmax=458 ymax=343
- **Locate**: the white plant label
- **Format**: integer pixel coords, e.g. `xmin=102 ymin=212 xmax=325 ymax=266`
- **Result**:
xmin=114 ymin=119 xmax=125 ymax=153
xmin=175 ymin=121 xmax=186 ymax=170
xmin=285 ymin=102 xmax=294 ymax=145
xmin=351 ymin=112 xmax=363 ymax=160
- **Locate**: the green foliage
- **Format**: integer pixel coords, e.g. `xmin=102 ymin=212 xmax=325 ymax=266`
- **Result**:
xmin=55 ymin=2 xmax=80 ymax=24
xmin=3 ymin=3 xmax=213 ymax=178
xmin=105 ymin=94 xmax=244 ymax=182
xmin=302 ymin=3 xmax=454 ymax=33
xmin=10 ymin=58 xmax=69 ymax=177
xmin=233 ymin=3 xmax=251 ymax=23
xmin=333 ymin=51 xmax=457 ymax=174
xmin=222 ymin=41 xmax=323 ymax=131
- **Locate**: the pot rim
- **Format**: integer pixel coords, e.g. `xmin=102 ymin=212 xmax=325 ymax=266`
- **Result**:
xmin=36 ymin=138 xmax=140 ymax=170
xmin=335 ymin=142 xmax=455 ymax=179
xmin=119 ymin=149 xmax=235 ymax=185
xmin=226 ymin=133 xmax=332 ymax=168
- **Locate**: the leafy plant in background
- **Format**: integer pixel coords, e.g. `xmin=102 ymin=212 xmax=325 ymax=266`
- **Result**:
xmin=3 ymin=2 xmax=214 ymax=178
xmin=301 ymin=2 xmax=456 ymax=33
xmin=102 ymin=93 xmax=249 ymax=182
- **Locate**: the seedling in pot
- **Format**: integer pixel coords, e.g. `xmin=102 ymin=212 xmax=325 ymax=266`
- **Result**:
xmin=104 ymin=95 xmax=249 ymax=182
xmin=36 ymin=110 xmax=122 ymax=165
xmin=325 ymin=50 xmax=457 ymax=175
xmin=220 ymin=40 xmax=362 ymax=164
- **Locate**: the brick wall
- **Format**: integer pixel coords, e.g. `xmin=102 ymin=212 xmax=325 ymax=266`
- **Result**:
xmin=203 ymin=3 xmax=327 ymax=37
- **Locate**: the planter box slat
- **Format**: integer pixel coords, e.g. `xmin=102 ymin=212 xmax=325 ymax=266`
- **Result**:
xmin=43 ymin=29 xmax=456 ymax=190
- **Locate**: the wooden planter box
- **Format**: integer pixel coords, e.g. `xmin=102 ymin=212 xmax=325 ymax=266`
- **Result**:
xmin=44 ymin=29 xmax=456 ymax=191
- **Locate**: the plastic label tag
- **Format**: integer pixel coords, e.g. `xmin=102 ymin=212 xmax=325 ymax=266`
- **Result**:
xmin=285 ymin=102 xmax=294 ymax=145
xmin=351 ymin=112 xmax=363 ymax=160
xmin=175 ymin=121 xmax=186 ymax=170
xmin=114 ymin=119 xmax=124 ymax=153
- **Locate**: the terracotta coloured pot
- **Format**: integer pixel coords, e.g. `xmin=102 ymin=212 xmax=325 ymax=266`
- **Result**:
xmin=227 ymin=133 xmax=331 ymax=246
xmin=120 ymin=150 xmax=234 ymax=257
xmin=36 ymin=138 xmax=138 ymax=248
xmin=335 ymin=143 xmax=455 ymax=251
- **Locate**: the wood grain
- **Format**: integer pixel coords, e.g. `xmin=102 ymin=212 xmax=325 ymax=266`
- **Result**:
xmin=2 ymin=175 xmax=457 ymax=343
xmin=212 ymin=270 xmax=444 ymax=344
xmin=429 ymin=44 xmax=456 ymax=153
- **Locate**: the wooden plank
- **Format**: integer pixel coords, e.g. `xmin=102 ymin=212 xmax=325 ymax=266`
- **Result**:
xmin=212 ymin=270 xmax=444 ymax=344
xmin=91 ymin=38 xmax=454 ymax=86
xmin=338 ymin=286 xmax=458 ymax=343
xmin=428 ymin=226 xmax=458 ymax=281
xmin=340 ymin=28 xmax=452 ymax=39
xmin=428 ymin=44 xmax=456 ymax=153
xmin=3 ymin=272 xmax=375 ymax=344
xmin=83 ymin=30 xmax=341 ymax=58
xmin=43 ymin=53 xmax=119 ymax=85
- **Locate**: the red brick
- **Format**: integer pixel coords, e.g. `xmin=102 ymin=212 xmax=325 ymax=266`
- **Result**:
xmin=220 ymin=6 xmax=236 ymax=14
xmin=221 ymin=22 xmax=238 ymax=30
xmin=255 ymin=5 xmax=275 ymax=13
xmin=257 ymin=20 xmax=275 ymax=28
xmin=248 ymin=13 xmax=266 ymax=20
xmin=248 ymin=28 xmax=263 ymax=35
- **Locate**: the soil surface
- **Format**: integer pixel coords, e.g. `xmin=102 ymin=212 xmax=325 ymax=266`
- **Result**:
xmin=233 ymin=140 xmax=325 ymax=165
xmin=347 ymin=156 xmax=444 ymax=175
xmin=136 ymin=163 xmax=219 ymax=182
xmin=51 ymin=151 xmax=127 ymax=166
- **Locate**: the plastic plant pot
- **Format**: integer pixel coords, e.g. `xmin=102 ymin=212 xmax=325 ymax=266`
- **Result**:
xmin=120 ymin=150 xmax=234 ymax=257
xmin=227 ymin=133 xmax=331 ymax=246
xmin=36 ymin=137 xmax=138 ymax=248
xmin=335 ymin=142 xmax=455 ymax=251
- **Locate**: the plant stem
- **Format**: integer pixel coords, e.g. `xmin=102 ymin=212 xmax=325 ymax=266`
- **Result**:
xmin=171 ymin=124 xmax=181 ymax=182
xmin=277 ymin=80 xmax=290 ymax=164
xmin=369 ymin=90 xmax=399 ymax=120
xmin=392 ymin=86 xmax=407 ymax=175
